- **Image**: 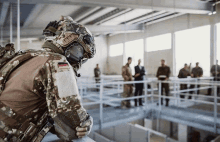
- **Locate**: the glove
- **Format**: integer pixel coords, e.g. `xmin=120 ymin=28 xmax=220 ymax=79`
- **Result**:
xmin=76 ymin=115 xmax=93 ymax=138
xmin=43 ymin=20 xmax=59 ymax=36
xmin=53 ymin=112 xmax=93 ymax=141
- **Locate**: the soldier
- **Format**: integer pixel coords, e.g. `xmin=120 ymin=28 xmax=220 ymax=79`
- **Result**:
xmin=94 ymin=64 xmax=101 ymax=91
xmin=178 ymin=64 xmax=191 ymax=99
xmin=4 ymin=43 xmax=15 ymax=56
xmin=156 ymin=59 xmax=171 ymax=106
xmin=207 ymin=60 xmax=220 ymax=95
xmin=122 ymin=57 xmax=133 ymax=108
xmin=189 ymin=62 xmax=203 ymax=99
xmin=0 ymin=43 xmax=15 ymax=59
xmin=0 ymin=16 xmax=94 ymax=141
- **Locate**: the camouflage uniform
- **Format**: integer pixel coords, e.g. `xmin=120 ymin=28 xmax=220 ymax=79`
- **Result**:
xmin=178 ymin=68 xmax=190 ymax=98
xmin=0 ymin=43 xmax=15 ymax=59
xmin=94 ymin=67 xmax=101 ymax=83
xmin=156 ymin=65 xmax=171 ymax=106
xmin=3 ymin=43 xmax=15 ymax=58
xmin=0 ymin=42 xmax=92 ymax=141
xmin=122 ymin=63 xmax=133 ymax=108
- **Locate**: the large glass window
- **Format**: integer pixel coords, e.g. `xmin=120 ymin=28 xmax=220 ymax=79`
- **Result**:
xmin=109 ymin=43 xmax=123 ymax=57
xmin=146 ymin=33 xmax=172 ymax=52
xmin=125 ymin=39 xmax=144 ymax=75
xmin=175 ymin=25 xmax=210 ymax=76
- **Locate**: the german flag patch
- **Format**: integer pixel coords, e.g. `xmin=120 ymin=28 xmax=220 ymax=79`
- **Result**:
xmin=58 ymin=62 xmax=69 ymax=69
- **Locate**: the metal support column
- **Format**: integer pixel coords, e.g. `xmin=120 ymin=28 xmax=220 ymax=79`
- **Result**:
xmin=177 ymin=81 xmax=180 ymax=107
xmin=214 ymin=85 xmax=217 ymax=133
xmin=10 ymin=4 xmax=13 ymax=43
xmin=174 ymin=80 xmax=178 ymax=105
xmin=99 ymin=78 xmax=104 ymax=131
xmin=146 ymin=131 xmax=149 ymax=142
xmin=151 ymin=81 xmax=153 ymax=104
xmin=144 ymin=81 xmax=148 ymax=111
xmin=17 ymin=0 xmax=20 ymax=51
xmin=210 ymin=24 xmax=217 ymax=66
xmin=147 ymin=131 xmax=150 ymax=142
xmin=159 ymin=81 xmax=162 ymax=110
xmin=172 ymin=32 xmax=176 ymax=76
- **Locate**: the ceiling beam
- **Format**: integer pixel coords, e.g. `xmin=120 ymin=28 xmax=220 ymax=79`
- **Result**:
xmin=134 ymin=12 xmax=176 ymax=25
xmin=87 ymin=8 xmax=129 ymax=25
xmin=145 ymin=13 xmax=185 ymax=26
xmin=23 ymin=4 xmax=46 ymax=28
xmin=1 ymin=24 xmax=144 ymax=38
xmin=0 ymin=2 xmax=10 ymax=26
xmin=72 ymin=7 xmax=101 ymax=22
xmin=1 ymin=0 xmax=213 ymax=14
xmin=124 ymin=11 xmax=166 ymax=25
xmin=79 ymin=7 xmax=117 ymax=25
xmin=97 ymin=9 xmax=132 ymax=25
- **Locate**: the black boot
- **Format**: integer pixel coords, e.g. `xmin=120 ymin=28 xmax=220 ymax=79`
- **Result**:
xmin=134 ymin=99 xmax=138 ymax=107
xmin=165 ymin=99 xmax=169 ymax=107
xmin=139 ymin=98 xmax=143 ymax=106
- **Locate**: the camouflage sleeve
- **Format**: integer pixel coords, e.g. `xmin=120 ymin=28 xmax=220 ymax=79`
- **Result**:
xmin=39 ymin=54 xmax=91 ymax=140
xmin=122 ymin=66 xmax=129 ymax=81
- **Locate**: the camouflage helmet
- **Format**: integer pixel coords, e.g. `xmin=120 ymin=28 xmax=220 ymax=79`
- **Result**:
xmin=52 ymin=16 xmax=96 ymax=59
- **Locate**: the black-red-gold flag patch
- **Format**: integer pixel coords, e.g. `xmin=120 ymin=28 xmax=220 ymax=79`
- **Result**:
xmin=58 ymin=62 xmax=69 ymax=69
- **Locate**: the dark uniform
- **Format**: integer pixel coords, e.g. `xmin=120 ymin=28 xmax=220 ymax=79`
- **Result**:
xmin=156 ymin=65 xmax=171 ymax=106
xmin=207 ymin=64 xmax=220 ymax=95
xmin=134 ymin=65 xmax=145 ymax=106
xmin=122 ymin=63 xmax=133 ymax=108
xmin=178 ymin=68 xmax=190 ymax=98
xmin=189 ymin=67 xmax=203 ymax=98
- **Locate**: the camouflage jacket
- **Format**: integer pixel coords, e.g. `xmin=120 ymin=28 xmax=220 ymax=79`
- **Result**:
xmin=0 ymin=44 xmax=89 ymax=141
xmin=122 ymin=63 xmax=132 ymax=81
xmin=94 ymin=68 xmax=101 ymax=77
xmin=156 ymin=65 xmax=171 ymax=80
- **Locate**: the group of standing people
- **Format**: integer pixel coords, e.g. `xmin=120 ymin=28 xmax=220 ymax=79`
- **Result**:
xmin=121 ymin=57 xmax=171 ymax=108
xmin=120 ymin=56 xmax=219 ymax=109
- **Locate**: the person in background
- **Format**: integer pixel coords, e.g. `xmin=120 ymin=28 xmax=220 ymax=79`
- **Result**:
xmin=121 ymin=57 xmax=133 ymax=108
xmin=4 ymin=43 xmax=15 ymax=56
xmin=134 ymin=59 xmax=145 ymax=106
xmin=178 ymin=64 xmax=191 ymax=99
xmin=156 ymin=59 xmax=171 ymax=106
xmin=189 ymin=62 xmax=203 ymax=99
xmin=94 ymin=64 xmax=101 ymax=91
xmin=207 ymin=60 xmax=220 ymax=95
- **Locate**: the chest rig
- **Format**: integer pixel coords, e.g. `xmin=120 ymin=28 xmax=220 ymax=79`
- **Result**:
xmin=0 ymin=49 xmax=53 ymax=142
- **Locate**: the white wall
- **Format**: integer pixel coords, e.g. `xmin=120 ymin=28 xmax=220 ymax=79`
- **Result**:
xmin=78 ymin=35 xmax=108 ymax=77
xmin=107 ymin=6 xmax=220 ymax=76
